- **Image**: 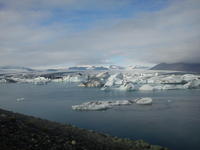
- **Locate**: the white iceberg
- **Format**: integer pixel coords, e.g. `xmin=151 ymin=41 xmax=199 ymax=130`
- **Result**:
xmin=72 ymin=98 xmax=153 ymax=111
xmin=0 ymin=79 xmax=7 ymax=83
xmin=16 ymin=98 xmax=25 ymax=102
xmin=9 ymin=76 xmax=50 ymax=84
xmin=181 ymin=74 xmax=199 ymax=82
xmin=32 ymin=77 xmax=50 ymax=85
xmin=72 ymin=101 xmax=111 ymax=111
xmin=62 ymin=75 xmax=86 ymax=82
xmin=139 ymin=84 xmax=154 ymax=91
xmin=103 ymin=73 xmax=124 ymax=87
xmin=79 ymin=79 xmax=103 ymax=87
xmin=183 ymin=79 xmax=200 ymax=89
xmin=72 ymin=100 xmax=132 ymax=111
xmin=119 ymin=82 xmax=136 ymax=91
xmin=135 ymin=97 xmax=152 ymax=105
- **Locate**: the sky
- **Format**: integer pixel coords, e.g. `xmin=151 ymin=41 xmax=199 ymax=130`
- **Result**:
xmin=0 ymin=0 xmax=200 ymax=68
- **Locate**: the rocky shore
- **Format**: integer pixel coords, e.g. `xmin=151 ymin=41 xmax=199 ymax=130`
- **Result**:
xmin=0 ymin=108 xmax=169 ymax=150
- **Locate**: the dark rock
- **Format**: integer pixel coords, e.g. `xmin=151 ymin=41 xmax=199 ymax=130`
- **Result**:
xmin=0 ymin=108 xmax=169 ymax=150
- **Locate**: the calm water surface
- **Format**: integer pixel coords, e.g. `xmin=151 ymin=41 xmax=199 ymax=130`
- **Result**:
xmin=0 ymin=82 xmax=200 ymax=150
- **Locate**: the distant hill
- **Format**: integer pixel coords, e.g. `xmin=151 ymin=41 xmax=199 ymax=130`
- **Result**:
xmin=0 ymin=66 xmax=34 ymax=71
xmin=151 ymin=63 xmax=200 ymax=72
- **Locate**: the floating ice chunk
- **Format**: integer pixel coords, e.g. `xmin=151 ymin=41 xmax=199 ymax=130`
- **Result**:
xmin=119 ymin=82 xmax=136 ymax=91
xmin=79 ymin=79 xmax=103 ymax=87
xmin=183 ymin=79 xmax=200 ymax=89
xmin=72 ymin=101 xmax=111 ymax=111
xmin=62 ymin=74 xmax=86 ymax=82
xmin=16 ymin=98 xmax=25 ymax=102
xmin=0 ymin=79 xmax=7 ymax=83
xmin=168 ymin=100 xmax=172 ymax=103
xmin=139 ymin=84 xmax=154 ymax=91
xmin=104 ymin=73 xmax=124 ymax=87
xmin=72 ymin=98 xmax=153 ymax=111
xmin=110 ymin=100 xmax=132 ymax=106
xmin=181 ymin=74 xmax=199 ymax=82
xmin=135 ymin=97 xmax=152 ymax=105
xmin=52 ymin=78 xmax=63 ymax=82
xmin=32 ymin=77 xmax=50 ymax=85
xmin=72 ymin=100 xmax=132 ymax=111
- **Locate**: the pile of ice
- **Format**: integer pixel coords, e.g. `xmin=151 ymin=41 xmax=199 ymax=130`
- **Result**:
xmin=98 ymin=72 xmax=200 ymax=91
xmin=72 ymin=98 xmax=153 ymax=111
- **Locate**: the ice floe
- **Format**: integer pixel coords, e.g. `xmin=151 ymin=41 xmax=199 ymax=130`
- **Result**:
xmin=72 ymin=98 xmax=153 ymax=111
xmin=134 ymin=97 xmax=152 ymax=105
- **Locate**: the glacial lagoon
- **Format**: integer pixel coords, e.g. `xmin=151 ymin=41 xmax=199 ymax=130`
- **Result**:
xmin=0 ymin=81 xmax=200 ymax=150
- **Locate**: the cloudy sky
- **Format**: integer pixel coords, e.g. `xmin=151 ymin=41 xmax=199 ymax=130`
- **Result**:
xmin=0 ymin=0 xmax=200 ymax=68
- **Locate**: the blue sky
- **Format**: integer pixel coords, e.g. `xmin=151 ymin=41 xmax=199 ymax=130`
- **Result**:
xmin=0 ymin=0 xmax=199 ymax=68
xmin=39 ymin=0 xmax=170 ymax=32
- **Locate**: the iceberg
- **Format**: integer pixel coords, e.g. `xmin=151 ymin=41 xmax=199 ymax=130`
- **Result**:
xmin=72 ymin=100 xmax=133 ymax=111
xmin=183 ymin=79 xmax=200 ymax=89
xmin=1 ymin=69 xmax=200 ymax=92
xmin=72 ymin=101 xmax=111 ymax=111
xmin=72 ymin=98 xmax=153 ymax=111
xmin=62 ymin=75 xmax=86 ymax=82
xmin=16 ymin=98 xmax=25 ymax=102
xmin=0 ymin=79 xmax=7 ymax=83
xmin=135 ymin=97 xmax=152 ymax=105
xmin=119 ymin=82 xmax=136 ymax=91
xmin=139 ymin=84 xmax=154 ymax=91
xmin=96 ymin=72 xmax=110 ymax=79
xmin=104 ymin=73 xmax=124 ymax=87
xmin=79 ymin=79 xmax=104 ymax=87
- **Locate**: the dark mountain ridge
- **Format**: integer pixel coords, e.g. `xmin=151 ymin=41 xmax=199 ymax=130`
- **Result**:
xmin=151 ymin=63 xmax=200 ymax=72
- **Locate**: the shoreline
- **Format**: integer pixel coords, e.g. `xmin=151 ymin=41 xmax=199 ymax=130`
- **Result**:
xmin=0 ymin=108 xmax=169 ymax=150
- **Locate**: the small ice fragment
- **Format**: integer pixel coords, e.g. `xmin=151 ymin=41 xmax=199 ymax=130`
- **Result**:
xmin=135 ymin=97 xmax=152 ymax=105
xmin=16 ymin=98 xmax=25 ymax=102
xmin=139 ymin=85 xmax=154 ymax=91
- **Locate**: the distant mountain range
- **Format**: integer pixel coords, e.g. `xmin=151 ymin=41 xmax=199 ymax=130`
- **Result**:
xmin=68 ymin=65 xmax=125 ymax=71
xmin=0 ymin=66 xmax=35 ymax=71
xmin=151 ymin=63 xmax=200 ymax=72
xmin=0 ymin=64 xmax=152 ymax=72
xmin=68 ymin=66 xmax=109 ymax=71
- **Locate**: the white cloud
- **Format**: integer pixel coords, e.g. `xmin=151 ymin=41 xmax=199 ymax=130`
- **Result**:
xmin=0 ymin=0 xmax=200 ymax=67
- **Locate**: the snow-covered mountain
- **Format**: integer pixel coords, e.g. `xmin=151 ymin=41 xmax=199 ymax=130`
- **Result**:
xmin=68 ymin=65 xmax=108 ymax=71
